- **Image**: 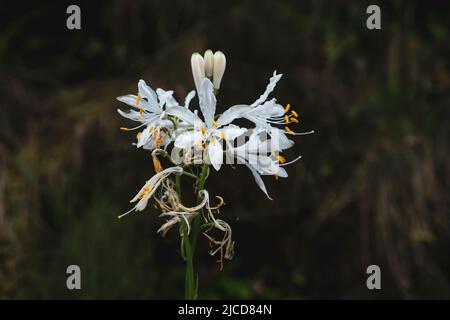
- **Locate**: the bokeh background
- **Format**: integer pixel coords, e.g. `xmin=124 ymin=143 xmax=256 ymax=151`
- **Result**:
xmin=1 ymin=0 xmax=449 ymax=299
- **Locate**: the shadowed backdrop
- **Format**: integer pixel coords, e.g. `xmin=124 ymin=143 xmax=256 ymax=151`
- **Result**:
xmin=0 ymin=0 xmax=449 ymax=298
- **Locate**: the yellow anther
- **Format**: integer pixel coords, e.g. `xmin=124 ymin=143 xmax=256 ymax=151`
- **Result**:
xmin=156 ymin=134 xmax=165 ymax=148
xmin=211 ymin=196 xmax=225 ymax=210
xmin=274 ymin=175 xmax=279 ymax=181
xmin=284 ymin=103 xmax=291 ymax=113
xmin=220 ymin=131 xmax=225 ymax=139
xmin=139 ymin=108 xmax=143 ymax=114
xmin=197 ymin=139 xmax=203 ymax=147
xmin=290 ymin=117 xmax=299 ymax=124
xmin=152 ymin=153 xmax=162 ymax=173
xmin=284 ymin=115 xmax=290 ymax=124
xmin=120 ymin=127 xmax=129 ymax=131
xmin=136 ymin=132 xmax=142 ymax=139
xmin=201 ymin=127 xmax=206 ymax=136
xmin=211 ymin=136 xmax=216 ymax=145
xmin=284 ymin=126 xmax=295 ymax=135
xmin=212 ymin=120 xmax=218 ymax=127
xmin=291 ymin=110 xmax=298 ymax=117
xmin=278 ymin=155 xmax=286 ymax=164
xmin=216 ymin=195 xmax=225 ymax=205
xmin=135 ymin=94 xmax=141 ymax=106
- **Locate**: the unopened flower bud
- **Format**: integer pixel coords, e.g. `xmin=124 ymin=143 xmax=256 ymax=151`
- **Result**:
xmin=191 ymin=52 xmax=205 ymax=93
xmin=204 ymin=50 xmax=214 ymax=78
xmin=213 ymin=51 xmax=226 ymax=90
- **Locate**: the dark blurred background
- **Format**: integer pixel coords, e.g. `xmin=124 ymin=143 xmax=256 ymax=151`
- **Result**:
xmin=0 ymin=0 xmax=449 ymax=299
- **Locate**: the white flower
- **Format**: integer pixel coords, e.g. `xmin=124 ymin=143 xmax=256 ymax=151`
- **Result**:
xmin=117 ymin=80 xmax=198 ymax=151
xmin=118 ymin=166 xmax=183 ymax=218
xmin=167 ymin=78 xmax=247 ymax=170
xmin=226 ymin=130 xmax=302 ymax=199
xmin=117 ymin=80 xmax=174 ymax=126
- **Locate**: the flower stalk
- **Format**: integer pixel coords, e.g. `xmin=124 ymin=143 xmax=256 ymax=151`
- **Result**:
xmin=116 ymin=49 xmax=312 ymax=299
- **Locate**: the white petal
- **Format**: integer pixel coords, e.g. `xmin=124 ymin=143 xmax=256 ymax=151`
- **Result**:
xmin=276 ymin=167 xmax=288 ymax=177
xmin=245 ymin=161 xmax=272 ymax=200
xmin=117 ymin=109 xmax=143 ymax=121
xmin=138 ymin=80 xmax=158 ymax=105
xmin=208 ymin=139 xmax=223 ymax=171
xmin=117 ymin=94 xmax=160 ymax=113
xmin=250 ymin=99 xmax=284 ymax=117
xmin=199 ymin=78 xmax=216 ymax=127
xmin=216 ymin=105 xmax=250 ymax=127
xmin=156 ymin=88 xmax=179 ymax=108
xmin=174 ymin=131 xmax=202 ymax=149
xmin=219 ymin=124 xmax=247 ymax=141
xmin=136 ymin=127 xmax=152 ymax=147
xmin=251 ymin=71 xmax=282 ymax=107
xmin=166 ymin=106 xmax=201 ymax=125
xmin=184 ymin=90 xmax=196 ymax=109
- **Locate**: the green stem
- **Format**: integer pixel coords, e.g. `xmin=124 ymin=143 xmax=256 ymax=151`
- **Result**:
xmin=191 ymin=164 xmax=209 ymax=254
xmin=181 ymin=220 xmax=195 ymax=299
xmin=181 ymin=164 xmax=208 ymax=300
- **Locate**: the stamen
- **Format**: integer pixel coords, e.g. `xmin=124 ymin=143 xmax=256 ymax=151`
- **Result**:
xmin=284 ymin=126 xmax=295 ymax=135
xmin=135 ymin=94 xmax=141 ymax=106
xmin=220 ymin=131 xmax=225 ymax=140
xmin=120 ymin=127 xmax=129 ymax=131
xmin=274 ymin=175 xmax=279 ymax=181
xmin=201 ymin=127 xmax=206 ymax=136
xmin=210 ymin=196 xmax=225 ymax=210
xmin=284 ymin=103 xmax=291 ymax=113
xmin=291 ymin=110 xmax=298 ymax=117
xmin=284 ymin=115 xmax=290 ymax=124
xmin=136 ymin=132 xmax=142 ymax=139
xmin=212 ymin=120 xmax=218 ymax=127
xmin=290 ymin=117 xmax=299 ymax=124
xmin=280 ymin=154 xmax=303 ymax=166
xmin=278 ymin=155 xmax=286 ymax=164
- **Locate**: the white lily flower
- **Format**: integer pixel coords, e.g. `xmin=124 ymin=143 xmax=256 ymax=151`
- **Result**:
xmin=118 ymin=166 xmax=183 ymax=218
xmin=167 ymin=78 xmax=247 ymax=171
xmin=226 ymin=130 xmax=302 ymax=199
xmin=117 ymin=80 xmax=199 ymax=151
xmin=117 ymin=80 xmax=170 ymax=126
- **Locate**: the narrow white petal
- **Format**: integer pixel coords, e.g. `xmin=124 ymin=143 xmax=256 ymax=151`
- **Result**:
xmin=219 ymin=124 xmax=247 ymax=141
xmin=245 ymin=161 xmax=272 ymax=200
xmin=251 ymin=71 xmax=282 ymax=107
xmin=166 ymin=106 xmax=201 ymax=125
xmin=174 ymin=131 xmax=202 ymax=149
xmin=156 ymin=88 xmax=179 ymax=108
xmin=184 ymin=90 xmax=196 ymax=109
xmin=208 ymin=140 xmax=223 ymax=171
xmin=216 ymin=104 xmax=251 ymax=127
xmin=199 ymin=78 xmax=216 ymax=127
xmin=138 ymin=80 xmax=158 ymax=104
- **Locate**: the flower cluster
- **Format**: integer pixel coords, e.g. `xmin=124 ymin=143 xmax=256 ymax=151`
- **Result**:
xmin=117 ymin=50 xmax=312 ymax=267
